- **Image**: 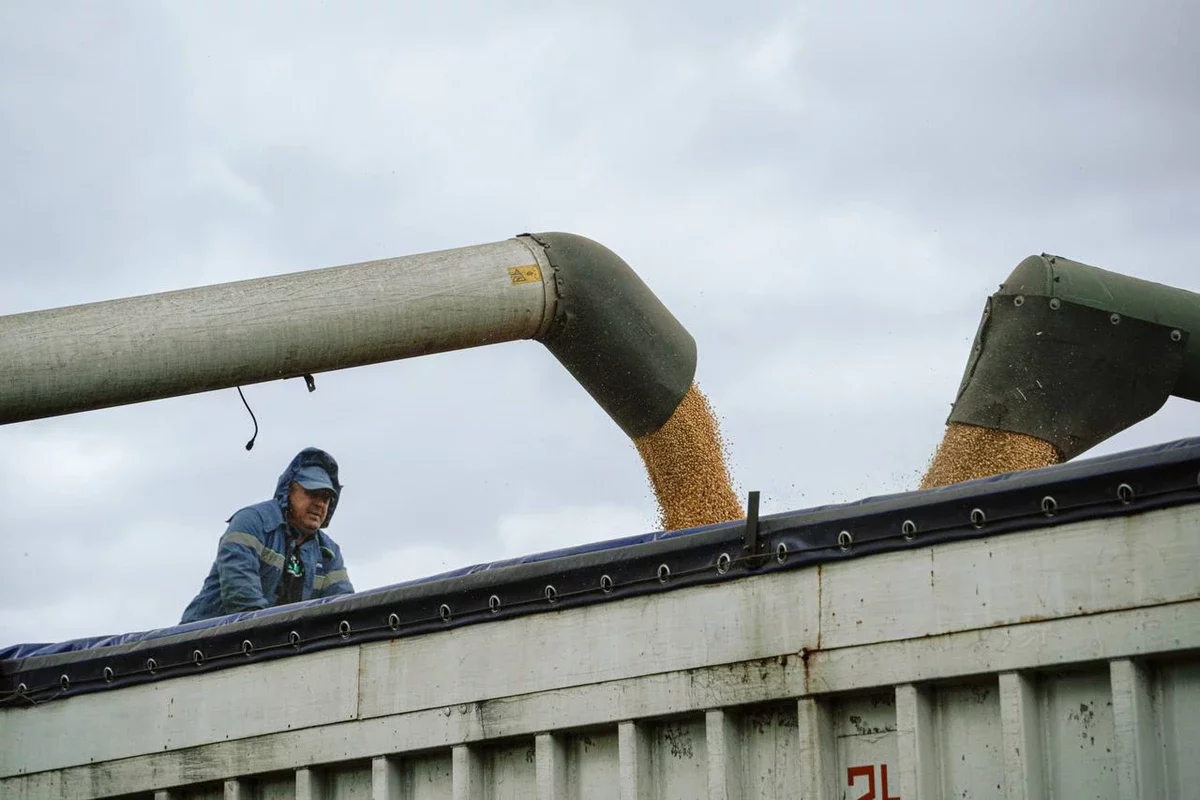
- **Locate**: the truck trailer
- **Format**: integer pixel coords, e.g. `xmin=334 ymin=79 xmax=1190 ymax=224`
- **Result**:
xmin=2 ymin=234 xmax=1198 ymax=799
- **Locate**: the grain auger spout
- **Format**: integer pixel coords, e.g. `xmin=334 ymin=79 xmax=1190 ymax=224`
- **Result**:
xmin=0 ymin=232 xmax=742 ymax=528
xmin=923 ymin=254 xmax=1200 ymax=488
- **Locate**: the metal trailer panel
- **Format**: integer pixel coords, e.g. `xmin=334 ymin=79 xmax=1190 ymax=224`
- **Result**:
xmin=8 ymin=435 xmax=1199 ymax=705
xmin=1161 ymin=661 xmax=1200 ymax=798
xmin=3 ymin=503 xmax=1200 ymax=799
xmin=9 ymin=502 xmax=1199 ymax=781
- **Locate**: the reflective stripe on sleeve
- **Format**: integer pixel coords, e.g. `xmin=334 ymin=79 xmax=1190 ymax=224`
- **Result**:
xmin=314 ymin=568 xmax=349 ymax=590
xmin=220 ymin=531 xmax=284 ymax=569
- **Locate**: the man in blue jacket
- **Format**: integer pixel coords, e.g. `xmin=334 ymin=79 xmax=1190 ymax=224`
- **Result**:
xmin=181 ymin=447 xmax=355 ymax=623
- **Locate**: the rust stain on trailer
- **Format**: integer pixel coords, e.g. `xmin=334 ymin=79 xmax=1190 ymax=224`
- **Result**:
xmin=800 ymin=646 xmax=812 ymax=695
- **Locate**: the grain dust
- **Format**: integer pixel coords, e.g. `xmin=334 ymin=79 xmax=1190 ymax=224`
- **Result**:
xmin=920 ymin=422 xmax=1060 ymax=489
xmin=634 ymin=383 xmax=744 ymax=530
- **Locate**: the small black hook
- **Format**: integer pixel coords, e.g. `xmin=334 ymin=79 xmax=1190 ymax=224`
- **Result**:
xmin=303 ymin=374 xmax=316 ymax=393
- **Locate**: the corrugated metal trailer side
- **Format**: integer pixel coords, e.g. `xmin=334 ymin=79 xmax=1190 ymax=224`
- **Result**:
xmin=3 ymin=500 xmax=1198 ymax=799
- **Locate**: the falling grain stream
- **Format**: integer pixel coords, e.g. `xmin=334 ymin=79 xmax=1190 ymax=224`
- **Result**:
xmin=634 ymin=383 xmax=744 ymax=530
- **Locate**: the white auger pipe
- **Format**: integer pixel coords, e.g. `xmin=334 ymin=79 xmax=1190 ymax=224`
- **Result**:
xmin=0 ymin=233 xmax=698 ymax=437
xmin=0 ymin=238 xmax=556 ymax=425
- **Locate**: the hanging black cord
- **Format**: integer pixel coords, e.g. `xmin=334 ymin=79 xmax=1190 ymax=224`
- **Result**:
xmin=237 ymin=387 xmax=258 ymax=451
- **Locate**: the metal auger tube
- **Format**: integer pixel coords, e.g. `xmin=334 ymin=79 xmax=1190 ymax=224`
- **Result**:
xmin=0 ymin=232 xmax=696 ymax=438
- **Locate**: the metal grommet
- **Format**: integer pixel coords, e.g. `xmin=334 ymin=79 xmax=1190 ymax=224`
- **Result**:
xmin=439 ymin=603 xmax=453 ymax=621
xmin=16 ymin=683 xmax=26 ymax=695
xmin=192 ymin=649 xmax=205 ymax=666
xmin=146 ymin=658 xmax=158 ymax=675
xmin=1049 ymin=297 xmax=1062 ymax=310
xmin=289 ymin=631 xmax=301 ymax=648
xmin=241 ymin=640 xmax=254 ymax=657
xmin=1110 ymin=312 xmax=1121 ymax=325
xmin=837 ymin=531 xmax=853 ymax=551
xmin=388 ymin=613 xmax=400 ymax=631
xmin=1041 ymin=496 xmax=1057 ymax=516
xmin=657 ymin=564 xmax=671 ymax=583
xmin=970 ymin=508 xmax=987 ymax=528
xmin=1117 ymin=483 xmax=1135 ymax=505
xmin=901 ymin=520 xmax=917 ymax=540
xmin=716 ymin=553 xmax=731 ymax=574
xmin=338 ymin=620 xmax=351 ymax=639
xmin=1013 ymin=295 xmax=1025 ymax=307
xmin=776 ymin=543 xmax=788 ymax=563
xmin=103 ymin=667 xmax=115 ymax=683
xmin=488 ymin=595 xmax=501 ymax=613
xmin=600 ymin=574 xmax=614 ymax=593
xmin=1171 ymin=329 xmax=1183 ymax=342
xmin=59 ymin=674 xmax=70 ymax=691
xmin=544 ymin=585 xmax=558 ymax=604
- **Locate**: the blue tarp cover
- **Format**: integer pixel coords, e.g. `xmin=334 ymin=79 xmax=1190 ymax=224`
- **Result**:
xmin=5 ymin=435 xmax=1199 ymax=665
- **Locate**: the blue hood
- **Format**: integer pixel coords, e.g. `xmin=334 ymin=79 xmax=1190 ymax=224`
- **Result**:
xmin=229 ymin=447 xmax=344 ymax=530
xmin=276 ymin=447 xmax=342 ymax=528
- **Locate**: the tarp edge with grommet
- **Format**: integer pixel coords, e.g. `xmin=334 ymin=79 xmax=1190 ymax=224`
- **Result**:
xmin=5 ymin=434 xmax=1199 ymax=707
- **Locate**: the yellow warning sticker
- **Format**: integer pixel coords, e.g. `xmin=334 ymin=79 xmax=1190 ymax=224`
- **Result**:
xmin=508 ymin=265 xmax=542 ymax=285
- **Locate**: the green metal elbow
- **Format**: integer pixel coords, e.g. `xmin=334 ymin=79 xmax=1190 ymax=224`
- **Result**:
xmin=525 ymin=232 xmax=697 ymax=439
xmin=947 ymin=254 xmax=1200 ymax=459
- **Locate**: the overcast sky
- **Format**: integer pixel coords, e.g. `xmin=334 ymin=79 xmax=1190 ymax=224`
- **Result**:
xmin=2 ymin=1 xmax=1197 ymax=647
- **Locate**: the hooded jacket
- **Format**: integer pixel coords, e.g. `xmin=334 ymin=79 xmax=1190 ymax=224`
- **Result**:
xmin=180 ymin=448 xmax=354 ymax=624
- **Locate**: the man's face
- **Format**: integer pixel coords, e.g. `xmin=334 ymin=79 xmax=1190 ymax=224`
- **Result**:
xmin=287 ymin=483 xmax=334 ymax=534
